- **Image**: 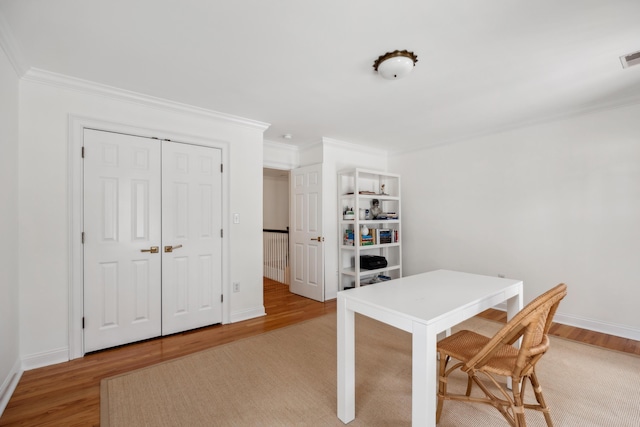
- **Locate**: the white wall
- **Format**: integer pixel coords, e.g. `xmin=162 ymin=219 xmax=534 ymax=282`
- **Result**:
xmin=263 ymin=172 xmax=289 ymax=230
xmin=389 ymin=103 xmax=640 ymax=339
xmin=0 ymin=41 xmax=21 ymax=414
xmin=317 ymin=138 xmax=388 ymax=300
xmin=18 ymin=71 xmax=267 ymax=365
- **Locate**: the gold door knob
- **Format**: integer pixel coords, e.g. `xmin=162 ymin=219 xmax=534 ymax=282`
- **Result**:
xmin=141 ymin=246 xmax=159 ymax=253
xmin=164 ymin=244 xmax=183 ymax=253
xmin=310 ymin=237 xmax=325 ymax=242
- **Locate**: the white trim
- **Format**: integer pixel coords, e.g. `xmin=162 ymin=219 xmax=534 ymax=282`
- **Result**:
xmin=68 ymin=116 xmax=84 ymax=360
xmin=554 ymin=313 xmax=640 ymax=342
xmin=25 ymin=68 xmax=269 ymax=131
xmin=68 ymin=115 xmax=232 ymax=360
xmin=229 ymin=307 xmax=266 ymax=323
xmin=389 ymin=97 xmax=640 ymax=156
xmin=0 ymin=14 xmax=27 ymax=77
xmin=21 ymin=348 xmax=68 ymax=371
xmin=297 ymin=141 xmax=324 ymax=166
xmin=263 ymin=139 xmax=297 ymax=152
xmin=492 ymin=305 xmax=640 ymax=341
xmin=263 ymin=139 xmax=299 ymax=169
xmin=0 ymin=359 xmax=22 ymax=417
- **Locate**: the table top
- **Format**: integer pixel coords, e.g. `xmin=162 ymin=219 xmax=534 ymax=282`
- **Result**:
xmin=337 ymin=269 xmax=522 ymax=326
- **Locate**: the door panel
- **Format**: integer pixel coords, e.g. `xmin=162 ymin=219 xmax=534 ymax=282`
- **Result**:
xmin=289 ymin=164 xmax=324 ymax=301
xmin=162 ymin=141 xmax=223 ymax=335
xmin=83 ymin=129 xmax=162 ymax=352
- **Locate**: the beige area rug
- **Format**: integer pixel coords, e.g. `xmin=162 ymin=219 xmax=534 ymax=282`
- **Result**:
xmin=101 ymin=314 xmax=640 ymax=426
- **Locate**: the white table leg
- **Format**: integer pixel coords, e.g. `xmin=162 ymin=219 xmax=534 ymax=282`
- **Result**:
xmin=506 ymin=287 xmax=524 ymax=390
xmin=506 ymin=288 xmax=523 ymax=321
xmin=337 ymin=295 xmax=355 ymax=423
xmin=412 ymin=322 xmax=437 ymax=427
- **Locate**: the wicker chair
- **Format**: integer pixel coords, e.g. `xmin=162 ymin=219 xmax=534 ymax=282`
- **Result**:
xmin=436 ymin=283 xmax=567 ymax=427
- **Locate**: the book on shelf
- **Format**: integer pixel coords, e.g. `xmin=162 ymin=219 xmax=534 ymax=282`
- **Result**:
xmin=370 ymin=228 xmax=393 ymax=244
xmin=343 ymin=229 xmax=354 ymax=246
xmin=360 ymin=274 xmax=392 ymax=286
xmin=376 ymin=228 xmax=392 ymax=244
xmin=360 ymin=234 xmax=374 ymax=246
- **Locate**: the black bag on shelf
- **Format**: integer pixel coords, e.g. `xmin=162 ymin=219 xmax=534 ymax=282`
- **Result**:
xmin=360 ymin=255 xmax=387 ymax=270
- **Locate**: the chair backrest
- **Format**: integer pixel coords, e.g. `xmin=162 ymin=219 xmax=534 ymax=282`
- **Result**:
xmin=464 ymin=283 xmax=567 ymax=378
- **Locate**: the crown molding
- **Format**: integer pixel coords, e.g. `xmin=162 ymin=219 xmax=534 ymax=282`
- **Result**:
xmin=263 ymin=139 xmax=299 ymax=170
xmin=263 ymin=139 xmax=298 ymax=152
xmin=322 ymin=136 xmax=388 ymax=156
xmin=391 ymin=94 xmax=640 ymax=156
xmin=0 ymin=14 xmax=27 ymax=77
xmin=21 ymin=68 xmax=270 ymax=131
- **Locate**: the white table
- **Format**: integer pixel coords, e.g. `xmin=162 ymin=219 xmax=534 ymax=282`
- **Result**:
xmin=337 ymin=269 xmax=523 ymax=426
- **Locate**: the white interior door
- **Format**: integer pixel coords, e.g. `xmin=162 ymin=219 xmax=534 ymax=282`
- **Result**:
xmin=161 ymin=141 xmax=223 ymax=335
xmin=289 ymin=163 xmax=324 ymax=301
xmin=83 ymin=129 xmax=162 ymax=352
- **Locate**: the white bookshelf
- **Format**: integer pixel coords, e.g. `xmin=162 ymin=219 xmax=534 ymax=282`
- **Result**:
xmin=338 ymin=168 xmax=401 ymax=290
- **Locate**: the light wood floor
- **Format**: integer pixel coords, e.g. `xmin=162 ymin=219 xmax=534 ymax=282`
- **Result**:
xmin=1 ymin=278 xmax=638 ymax=426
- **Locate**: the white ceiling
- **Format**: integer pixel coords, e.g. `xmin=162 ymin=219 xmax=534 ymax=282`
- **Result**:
xmin=2 ymin=0 xmax=640 ymax=153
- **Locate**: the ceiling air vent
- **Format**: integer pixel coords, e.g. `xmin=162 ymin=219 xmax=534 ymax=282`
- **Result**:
xmin=620 ymin=50 xmax=640 ymax=69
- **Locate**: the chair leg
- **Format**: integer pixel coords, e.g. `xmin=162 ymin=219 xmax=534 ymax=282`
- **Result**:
xmin=465 ymin=376 xmax=473 ymax=396
xmin=472 ymin=374 xmax=517 ymax=427
xmin=436 ymin=353 xmax=448 ymax=423
xmin=529 ymin=372 xmax=553 ymax=427
xmin=510 ymin=379 xmax=526 ymax=427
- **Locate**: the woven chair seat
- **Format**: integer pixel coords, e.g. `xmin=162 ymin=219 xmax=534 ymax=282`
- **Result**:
xmin=438 ymin=329 xmax=519 ymax=376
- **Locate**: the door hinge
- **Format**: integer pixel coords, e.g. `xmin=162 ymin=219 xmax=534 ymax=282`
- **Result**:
xmin=81 ymin=146 xmax=85 ymax=158
xmin=221 ymin=229 xmax=223 ymax=238
xmin=82 ymin=317 xmax=85 ymax=329
xmin=220 ymin=163 xmax=223 ymax=173
xmin=81 ymin=232 xmax=85 ymax=244
xmin=221 ymin=294 xmax=223 ymax=303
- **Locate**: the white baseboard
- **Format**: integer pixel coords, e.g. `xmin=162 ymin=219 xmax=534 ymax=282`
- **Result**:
xmin=553 ymin=313 xmax=640 ymax=341
xmin=229 ymin=306 xmax=266 ymax=323
xmin=21 ymin=347 xmax=69 ymax=371
xmin=492 ymin=303 xmax=640 ymax=341
xmin=0 ymin=358 xmax=23 ymax=417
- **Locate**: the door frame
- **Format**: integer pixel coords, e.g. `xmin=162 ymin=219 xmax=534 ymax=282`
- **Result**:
xmin=68 ymin=115 xmax=231 ymax=360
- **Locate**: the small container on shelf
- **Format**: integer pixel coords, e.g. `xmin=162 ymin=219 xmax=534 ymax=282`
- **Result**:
xmin=343 ymin=207 xmax=355 ymax=220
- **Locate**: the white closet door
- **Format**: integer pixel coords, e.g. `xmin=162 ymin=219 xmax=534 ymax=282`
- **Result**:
xmin=161 ymin=141 xmax=223 ymax=335
xmin=83 ymin=129 xmax=162 ymax=352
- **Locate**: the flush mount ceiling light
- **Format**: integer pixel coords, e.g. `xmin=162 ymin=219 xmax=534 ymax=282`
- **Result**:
xmin=373 ymin=50 xmax=418 ymax=80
